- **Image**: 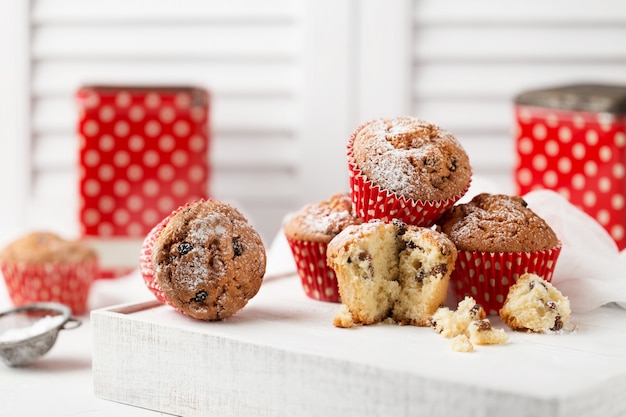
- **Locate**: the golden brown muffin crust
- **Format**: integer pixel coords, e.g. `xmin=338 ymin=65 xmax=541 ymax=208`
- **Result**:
xmin=0 ymin=232 xmax=97 ymax=264
xmin=152 ymin=200 xmax=266 ymax=321
xmin=351 ymin=117 xmax=471 ymax=201
xmin=438 ymin=193 xmax=559 ymax=252
xmin=283 ymin=192 xmax=362 ymax=243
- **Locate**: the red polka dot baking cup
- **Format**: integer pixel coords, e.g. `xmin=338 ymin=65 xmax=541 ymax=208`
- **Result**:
xmin=139 ymin=212 xmax=172 ymax=305
xmin=450 ymin=244 xmax=562 ymax=315
xmin=347 ymin=123 xmax=469 ymax=227
xmin=0 ymin=260 xmax=97 ymax=315
xmin=285 ymin=237 xmax=341 ymax=303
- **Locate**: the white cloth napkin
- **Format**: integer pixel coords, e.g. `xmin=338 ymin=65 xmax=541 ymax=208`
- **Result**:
xmin=524 ymin=189 xmax=626 ymax=312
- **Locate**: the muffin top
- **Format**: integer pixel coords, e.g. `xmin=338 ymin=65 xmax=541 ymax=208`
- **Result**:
xmin=283 ymin=192 xmax=363 ymax=243
xmin=350 ymin=117 xmax=471 ymax=201
xmin=438 ymin=193 xmax=559 ymax=252
xmin=0 ymin=232 xmax=97 ymax=264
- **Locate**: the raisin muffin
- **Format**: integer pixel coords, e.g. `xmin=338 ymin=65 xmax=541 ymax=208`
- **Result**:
xmin=439 ymin=193 xmax=559 ymax=253
xmin=283 ymin=192 xmax=362 ymax=302
xmin=438 ymin=193 xmax=562 ymax=314
xmin=141 ymin=200 xmax=266 ymax=321
xmin=347 ymin=117 xmax=471 ymax=227
xmin=0 ymin=232 xmax=98 ymax=315
xmin=499 ymin=273 xmax=571 ymax=332
xmin=326 ymin=219 xmax=457 ymax=327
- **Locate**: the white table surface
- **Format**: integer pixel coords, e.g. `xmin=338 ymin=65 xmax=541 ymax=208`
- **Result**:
xmin=3 ymin=232 xmax=626 ymax=416
xmin=0 ymin=270 xmax=169 ymax=417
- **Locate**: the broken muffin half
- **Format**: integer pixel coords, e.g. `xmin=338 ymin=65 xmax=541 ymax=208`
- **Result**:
xmin=327 ymin=219 xmax=457 ymax=327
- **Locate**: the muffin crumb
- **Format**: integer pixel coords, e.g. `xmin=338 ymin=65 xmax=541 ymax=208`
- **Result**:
xmin=468 ymin=319 xmax=509 ymax=345
xmin=430 ymin=296 xmax=486 ymax=338
xmin=499 ymin=273 xmax=571 ymax=333
xmin=451 ymin=334 xmax=474 ymax=352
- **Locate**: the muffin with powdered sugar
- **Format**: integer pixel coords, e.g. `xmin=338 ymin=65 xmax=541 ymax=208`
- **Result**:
xmin=347 ymin=116 xmax=471 ymax=227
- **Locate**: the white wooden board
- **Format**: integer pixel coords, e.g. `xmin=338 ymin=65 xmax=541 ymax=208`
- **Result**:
xmin=92 ymin=274 xmax=626 ymax=417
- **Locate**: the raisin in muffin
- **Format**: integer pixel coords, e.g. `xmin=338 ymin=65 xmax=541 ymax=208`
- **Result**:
xmin=143 ymin=200 xmax=266 ymax=320
xmin=283 ymin=192 xmax=363 ymax=302
xmin=437 ymin=193 xmax=562 ymax=314
xmin=326 ymin=219 xmax=457 ymax=327
xmin=347 ymin=117 xmax=471 ymax=227
xmin=499 ymin=273 xmax=571 ymax=332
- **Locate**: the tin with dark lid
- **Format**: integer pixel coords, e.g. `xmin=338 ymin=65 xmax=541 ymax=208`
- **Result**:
xmin=514 ymin=83 xmax=626 ymax=250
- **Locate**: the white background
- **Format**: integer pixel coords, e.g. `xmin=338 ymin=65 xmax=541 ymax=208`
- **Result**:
xmin=1 ymin=0 xmax=626 ymax=245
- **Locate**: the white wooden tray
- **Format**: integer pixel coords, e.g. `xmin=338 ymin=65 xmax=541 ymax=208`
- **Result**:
xmin=92 ymin=273 xmax=626 ymax=417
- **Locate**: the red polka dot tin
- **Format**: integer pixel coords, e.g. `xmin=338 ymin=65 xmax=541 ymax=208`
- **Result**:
xmin=76 ymin=86 xmax=210 ymax=278
xmin=514 ymin=84 xmax=626 ymax=250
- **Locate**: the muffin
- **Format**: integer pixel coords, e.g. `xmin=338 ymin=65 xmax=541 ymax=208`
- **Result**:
xmin=327 ymin=219 xmax=457 ymax=327
xmin=347 ymin=117 xmax=471 ymax=227
xmin=0 ymin=232 xmax=98 ymax=315
xmin=499 ymin=273 xmax=571 ymax=333
xmin=283 ymin=192 xmax=362 ymax=302
xmin=139 ymin=200 xmax=266 ymax=321
xmin=438 ymin=193 xmax=562 ymax=315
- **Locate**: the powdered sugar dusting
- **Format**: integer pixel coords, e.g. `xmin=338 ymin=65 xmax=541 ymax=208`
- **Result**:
xmin=283 ymin=192 xmax=362 ymax=242
xmin=0 ymin=315 xmax=65 ymax=343
xmin=350 ymin=117 xmax=471 ymax=201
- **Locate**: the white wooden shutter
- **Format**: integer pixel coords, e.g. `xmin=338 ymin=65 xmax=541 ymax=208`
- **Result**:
xmin=27 ymin=0 xmax=320 ymax=243
xmin=7 ymin=0 xmax=626 ymax=247
xmin=411 ymin=0 xmax=626 ymax=191
xmin=357 ymin=0 xmax=626 ymax=193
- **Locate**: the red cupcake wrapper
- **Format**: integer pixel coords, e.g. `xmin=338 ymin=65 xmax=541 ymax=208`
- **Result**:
xmin=139 ymin=214 xmax=172 ymax=304
xmin=450 ymin=244 xmax=562 ymax=315
xmin=1 ymin=260 xmax=98 ymax=315
xmin=285 ymin=236 xmax=341 ymax=303
xmin=347 ymin=122 xmax=469 ymax=227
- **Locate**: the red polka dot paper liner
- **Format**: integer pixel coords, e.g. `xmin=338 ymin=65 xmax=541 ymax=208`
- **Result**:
xmin=0 ymin=259 xmax=98 ymax=315
xmin=284 ymin=237 xmax=341 ymax=303
xmin=347 ymin=122 xmax=470 ymax=227
xmin=449 ymin=244 xmax=562 ymax=315
xmin=139 ymin=213 xmax=172 ymax=305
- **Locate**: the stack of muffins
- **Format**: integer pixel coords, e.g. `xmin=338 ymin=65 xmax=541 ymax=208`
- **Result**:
xmin=284 ymin=116 xmax=567 ymax=331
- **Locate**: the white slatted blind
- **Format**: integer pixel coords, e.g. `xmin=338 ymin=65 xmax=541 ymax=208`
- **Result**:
xmin=28 ymin=0 xmax=306 ymax=242
xmin=9 ymin=0 xmax=626 ymax=246
xmin=410 ymin=0 xmax=626 ymax=191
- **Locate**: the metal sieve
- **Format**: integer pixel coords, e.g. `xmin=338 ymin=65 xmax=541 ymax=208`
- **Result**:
xmin=0 ymin=302 xmax=81 ymax=367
